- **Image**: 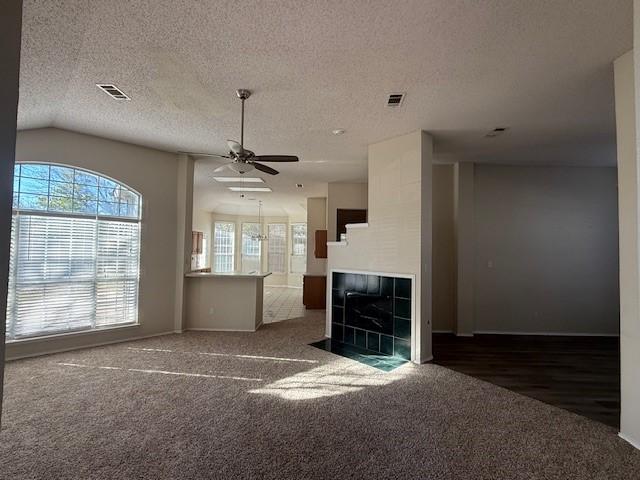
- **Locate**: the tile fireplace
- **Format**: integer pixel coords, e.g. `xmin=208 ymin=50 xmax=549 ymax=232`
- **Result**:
xmin=330 ymin=271 xmax=412 ymax=360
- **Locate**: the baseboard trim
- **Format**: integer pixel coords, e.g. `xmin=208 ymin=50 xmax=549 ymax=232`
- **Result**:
xmin=619 ymin=432 xmax=640 ymax=451
xmin=473 ymin=330 xmax=619 ymax=337
xmin=5 ymin=330 xmax=178 ymax=361
xmin=186 ymin=327 xmax=260 ymax=333
xmin=431 ymin=330 xmax=474 ymax=337
xmin=418 ymin=355 xmax=434 ymax=364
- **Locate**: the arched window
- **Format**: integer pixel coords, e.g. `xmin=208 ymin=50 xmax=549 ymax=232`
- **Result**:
xmin=6 ymin=163 xmax=142 ymax=340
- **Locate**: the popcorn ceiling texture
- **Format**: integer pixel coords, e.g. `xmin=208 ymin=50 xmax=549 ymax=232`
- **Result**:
xmin=18 ymin=0 xmax=631 ymax=170
xmin=1 ymin=312 xmax=639 ymax=479
xmin=16 ymin=1 xmax=633 ymax=214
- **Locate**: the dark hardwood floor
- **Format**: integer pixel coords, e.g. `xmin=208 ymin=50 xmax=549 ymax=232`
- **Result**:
xmin=432 ymin=334 xmax=620 ymax=428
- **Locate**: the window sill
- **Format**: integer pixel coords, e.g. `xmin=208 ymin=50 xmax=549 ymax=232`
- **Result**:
xmin=6 ymin=323 xmax=140 ymax=344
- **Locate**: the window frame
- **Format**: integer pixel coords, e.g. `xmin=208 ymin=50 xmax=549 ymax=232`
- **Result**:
xmin=213 ymin=221 xmax=235 ymax=273
xmin=7 ymin=162 xmax=142 ymax=342
xmin=12 ymin=162 xmax=142 ymax=220
xmin=290 ymin=222 xmax=307 ymax=274
xmin=241 ymin=222 xmax=262 ymax=273
xmin=267 ymin=223 xmax=287 ymax=274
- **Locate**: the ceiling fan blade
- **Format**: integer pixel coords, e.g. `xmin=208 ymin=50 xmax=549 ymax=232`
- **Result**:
xmin=252 ymin=162 xmax=279 ymax=175
xmin=179 ymin=151 xmax=231 ymax=159
xmin=253 ymin=155 xmax=299 ymax=163
xmin=227 ymin=140 xmax=243 ymax=154
xmin=213 ymin=162 xmax=234 ymax=172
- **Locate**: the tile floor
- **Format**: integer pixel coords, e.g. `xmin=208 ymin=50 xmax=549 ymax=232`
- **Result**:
xmin=263 ymin=286 xmax=305 ymax=323
xmin=309 ymin=338 xmax=409 ymax=372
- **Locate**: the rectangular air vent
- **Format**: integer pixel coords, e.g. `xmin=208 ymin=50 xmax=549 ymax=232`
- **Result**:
xmin=386 ymin=93 xmax=405 ymax=107
xmin=96 ymin=84 xmax=130 ymax=101
xmin=485 ymin=127 xmax=509 ymax=138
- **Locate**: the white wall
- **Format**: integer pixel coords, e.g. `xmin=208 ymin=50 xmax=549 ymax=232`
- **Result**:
xmin=327 ymin=131 xmax=433 ymax=363
xmin=0 ymin=0 xmax=23 ymax=421
xmin=616 ymin=43 xmax=640 ymax=447
xmin=473 ymin=164 xmax=619 ymax=335
xmin=210 ymin=212 xmax=305 ymax=287
xmin=306 ymin=197 xmax=327 ymax=275
xmin=327 ymin=183 xmax=368 ymax=242
xmin=6 ymin=128 xmax=180 ymax=358
xmin=432 ymin=165 xmax=456 ymax=332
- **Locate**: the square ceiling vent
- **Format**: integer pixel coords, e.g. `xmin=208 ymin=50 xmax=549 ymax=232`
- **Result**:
xmin=96 ymin=84 xmax=130 ymax=101
xmin=386 ymin=93 xmax=405 ymax=107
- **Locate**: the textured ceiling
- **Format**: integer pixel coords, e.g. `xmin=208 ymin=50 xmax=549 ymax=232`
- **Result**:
xmin=18 ymin=0 xmax=632 ymax=215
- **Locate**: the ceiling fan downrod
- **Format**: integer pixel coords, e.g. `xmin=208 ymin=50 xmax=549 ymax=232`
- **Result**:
xmin=236 ymin=89 xmax=251 ymax=151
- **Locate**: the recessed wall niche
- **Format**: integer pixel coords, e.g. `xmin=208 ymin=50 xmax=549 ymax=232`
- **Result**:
xmin=331 ymin=271 xmax=412 ymax=360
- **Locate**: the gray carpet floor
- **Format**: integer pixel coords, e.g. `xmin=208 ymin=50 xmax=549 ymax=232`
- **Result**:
xmin=1 ymin=311 xmax=639 ymax=479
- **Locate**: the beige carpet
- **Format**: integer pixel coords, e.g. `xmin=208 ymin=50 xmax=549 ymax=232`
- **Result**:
xmin=1 ymin=311 xmax=639 ymax=479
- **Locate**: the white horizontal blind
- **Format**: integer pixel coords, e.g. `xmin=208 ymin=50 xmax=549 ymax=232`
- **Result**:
xmin=10 ymin=215 xmax=96 ymax=337
xmin=6 ymin=214 xmax=140 ymax=339
xmin=268 ymin=224 xmax=286 ymax=273
xmin=96 ymin=220 xmax=140 ymax=326
xmin=241 ymin=223 xmax=261 ymax=273
xmin=290 ymin=223 xmax=307 ymax=273
xmin=214 ymin=222 xmax=234 ymax=272
xmin=6 ymin=162 xmax=142 ymax=341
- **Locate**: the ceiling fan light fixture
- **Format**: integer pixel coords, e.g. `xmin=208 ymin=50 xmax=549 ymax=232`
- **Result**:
xmin=228 ymin=186 xmax=272 ymax=192
xmin=213 ymin=176 xmax=264 ymax=183
xmin=229 ymin=162 xmax=255 ymax=174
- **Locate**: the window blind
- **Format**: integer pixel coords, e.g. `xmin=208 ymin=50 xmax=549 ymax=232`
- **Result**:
xmin=6 ymin=214 xmax=139 ymax=339
xmin=290 ymin=223 xmax=307 ymax=273
xmin=6 ymin=162 xmax=142 ymax=341
xmin=267 ymin=224 xmax=286 ymax=273
xmin=214 ymin=222 xmax=235 ymax=272
xmin=241 ymin=223 xmax=261 ymax=273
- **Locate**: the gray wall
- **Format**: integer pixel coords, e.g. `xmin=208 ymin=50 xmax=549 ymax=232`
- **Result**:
xmin=473 ymin=165 xmax=619 ymax=335
xmin=432 ymin=165 xmax=456 ymax=332
xmin=6 ymin=128 xmax=180 ymax=359
xmin=1 ymin=0 xmax=23 ymax=423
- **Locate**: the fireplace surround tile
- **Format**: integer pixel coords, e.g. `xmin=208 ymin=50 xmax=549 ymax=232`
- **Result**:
xmin=331 ymin=271 xmax=412 ymax=360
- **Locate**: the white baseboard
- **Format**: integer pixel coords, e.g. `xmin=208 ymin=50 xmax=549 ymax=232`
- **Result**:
xmin=5 ymin=330 xmax=178 ymax=361
xmin=418 ymin=355 xmax=434 ymax=364
xmin=619 ymin=432 xmax=640 ymax=451
xmin=473 ymin=330 xmax=619 ymax=337
xmin=187 ymin=326 xmax=260 ymax=333
xmin=431 ymin=330 xmax=474 ymax=337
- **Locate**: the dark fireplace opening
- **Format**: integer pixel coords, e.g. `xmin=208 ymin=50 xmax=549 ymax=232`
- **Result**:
xmin=330 ymin=272 xmax=412 ymax=360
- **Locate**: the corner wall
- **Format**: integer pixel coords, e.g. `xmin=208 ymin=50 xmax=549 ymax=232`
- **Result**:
xmin=432 ymin=165 xmax=456 ymax=332
xmin=0 ymin=0 xmax=23 ymax=423
xmin=6 ymin=128 xmax=180 ymax=359
xmin=306 ymin=197 xmax=327 ymax=275
xmin=615 ymin=44 xmax=640 ymax=448
xmin=327 ymin=131 xmax=433 ymax=363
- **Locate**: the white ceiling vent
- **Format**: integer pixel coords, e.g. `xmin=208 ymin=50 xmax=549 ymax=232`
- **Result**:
xmin=96 ymin=84 xmax=130 ymax=101
xmin=386 ymin=93 xmax=405 ymax=107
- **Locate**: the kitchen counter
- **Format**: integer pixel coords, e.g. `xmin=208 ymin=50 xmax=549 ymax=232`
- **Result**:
xmin=184 ymin=271 xmax=271 ymax=332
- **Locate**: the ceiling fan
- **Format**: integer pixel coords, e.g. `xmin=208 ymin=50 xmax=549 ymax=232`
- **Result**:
xmin=183 ymin=89 xmax=299 ymax=175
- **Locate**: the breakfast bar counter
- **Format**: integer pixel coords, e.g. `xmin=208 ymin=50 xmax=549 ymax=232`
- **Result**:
xmin=184 ymin=271 xmax=272 ymax=332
